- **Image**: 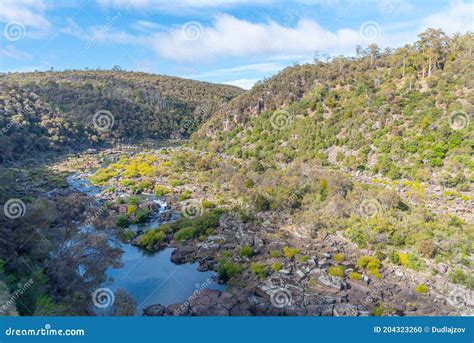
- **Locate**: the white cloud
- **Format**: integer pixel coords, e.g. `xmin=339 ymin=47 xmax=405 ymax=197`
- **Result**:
xmin=149 ymin=14 xmax=365 ymax=62
xmin=144 ymin=1 xmax=472 ymax=63
xmin=61 ymin=15 xmax=135 ymax=48
xmin=217 ymin=62 xmax=283 ymax=73
xmin=0 ymin=0 xmax=50 ymax=29
xmin=63 ymin=1 xmax=473 ymax=71
xmin=377 ymin=0 xmax=414 ymax=15
xmin=60 ymin=18 xmax=88 ymax=40
xmin=0 ymin=45 xmax=32 ymax=60
xmin=421 ymin=2 xmax=473 ymax=35
xmin=96 ymin=0 xmax=249 ymax=12
xmin=187 ymin=62 xmax=283 ymax=79
xmin=223 ymin=78 xmax=259 ymax=90
xmin=131 ymin=20 xmax=165 ymax=32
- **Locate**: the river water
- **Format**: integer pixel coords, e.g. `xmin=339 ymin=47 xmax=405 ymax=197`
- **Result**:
xmin=67 ymin=173 xmax=225 ymax=314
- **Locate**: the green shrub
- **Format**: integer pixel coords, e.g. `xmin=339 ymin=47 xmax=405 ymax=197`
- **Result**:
xmin=349 ymin=272 xmax=362 ymax=280
xmin=134 ymin=209 xmax=150 ymax=223
xmin=138 ymin=229 xmax=165 ymax=250
xmin=283 ymin=246 xmax=300 ymax=259
xmin=250 ymin=262 xmax=268 ymax=279
xmin=334 ymin=253 xmax=345 ymax=262
xmin=415 ymin=284 xmax=429 ymax=294
xmin=119 ymin=229 xmax=135 ymax=242
xmin=173 ymin=208 xmax=224 ymax=242
xmin=175 ymin=227 xmax=195 ymax=241
xmin=357 ymin=256 xmax=382 ymax=278
xmin=116 ymin=215 xmax=130 ymax=228
xmin=448 ymin=269 xmax=474 ymax=289
xmin=357 ymin=256 xmax=380 ymax=269
xmin=217 ymin=258 xmax=243 ymax=281
xmin=127 ymin=204 xmax=138 ymax=215
xmin=202 ymin=200 xmax=214 ymax=209
xmin=328 ymin=265 xmax=345 ymax=278
xmin=178 ymin=190 xmax=192 ymax=201
xmin=389 ymin=250 xmax=401 ymax=264
xmin=253 ymin=194 xmax=271 ymax=211
xmin=319 ymin=179 xmax=328 ymax=201
xmin=298 ymin=255 xmax=310 ymax=263
xmin=372 ymin=304 xmax=383 ymax=316
xmin=89 ymin=168 xmax=118 ymax=185
xmin=169 ymin=179 xmax=185 ymax=187
xmin=270 ymin=250 xmax=281 ymax=258
xmin=448 ymin=216 xmax=464 ymax=228
xmin=239 ymin=245 xmax=253 ymax=258
xmin=272 ymin=262 xmax=282 ymax=272
xmin=137 ymin=180 xmax=152 ymax=191
xmin=128 ymin=197 xmax=140 ymax=205
xmin=406 ymin=253 xmax=425 ymax=271
xmin=154 ymin=185 xmax=170 ymax=197
xmin=120 ymin=179 xmax=135 ymax=187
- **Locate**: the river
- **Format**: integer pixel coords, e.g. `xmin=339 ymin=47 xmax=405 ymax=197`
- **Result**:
xmin=66 ymin=173 xmax=225 ymax=314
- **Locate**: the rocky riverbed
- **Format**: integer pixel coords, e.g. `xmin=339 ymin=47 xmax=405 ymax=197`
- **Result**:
xmin=142 ymin=213 xmax=473 ymax=316
xmin=50 ymin=145 xmax=473 ymax=317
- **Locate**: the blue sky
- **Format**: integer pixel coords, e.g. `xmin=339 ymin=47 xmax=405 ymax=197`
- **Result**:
xmin=0 ymin=0 xmax=472 ymax=89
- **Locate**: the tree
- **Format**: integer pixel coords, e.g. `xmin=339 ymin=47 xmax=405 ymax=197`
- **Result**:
xmin=368 ymin=44 xmax=380 ymax=66
xmin=417 ymin=29 xmax=448 ymax=77
xmin=110 ymin=289 xmax=136 ymax=316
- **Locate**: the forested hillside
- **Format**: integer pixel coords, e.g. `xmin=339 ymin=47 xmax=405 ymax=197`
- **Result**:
xmin=0 ymin=29 xmax=472 ymax=317
xmin=0 ymin=71 xmax=243 ymax=162
xmin=193 ymin=30 xmax=473 ymax=188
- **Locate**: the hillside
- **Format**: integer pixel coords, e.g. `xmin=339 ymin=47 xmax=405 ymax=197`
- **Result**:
xmin=0 ymin=70 xmax=243 ymax=162
xmin=0 ymin=29 xmax=472 ymax=317
xmin=193 ymin=30 xmax=473 ymax=188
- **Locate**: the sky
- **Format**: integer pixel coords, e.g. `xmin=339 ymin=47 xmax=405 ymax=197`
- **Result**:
xmin=0 ymin=0 xmax=472 ymax=90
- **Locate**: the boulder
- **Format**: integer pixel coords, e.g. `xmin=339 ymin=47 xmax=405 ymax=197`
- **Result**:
xmin=143 ymin=304 xmax=166 ymax=316
xmin=318 ymin=273 xmax=346 ymax=290
xmin=171 ymin=246 xmax=196 ymax=264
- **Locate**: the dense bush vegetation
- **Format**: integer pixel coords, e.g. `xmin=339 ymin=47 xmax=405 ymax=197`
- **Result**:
xmin=0 ymin=70 xmax=243 ymax=162
xmin=193 ymin=31 xmax=473 ymax=187
xmin=136 ymin=208 xmax=225 ymax=248
xmin=217 ymin=257 xmax=243 ymax=281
